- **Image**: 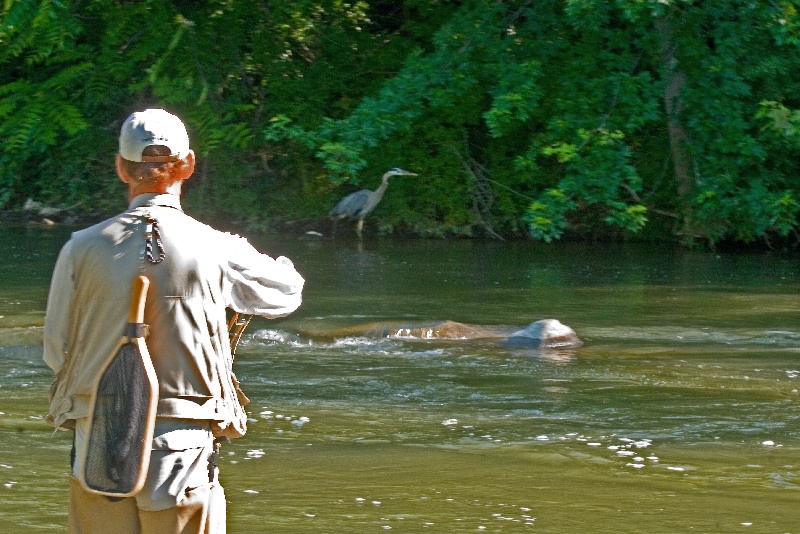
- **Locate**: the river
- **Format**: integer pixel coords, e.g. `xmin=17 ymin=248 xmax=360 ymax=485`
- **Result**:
xmin=0 ymin=225 xmax=798 ymax=532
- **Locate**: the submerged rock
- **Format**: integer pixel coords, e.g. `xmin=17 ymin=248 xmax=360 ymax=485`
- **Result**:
xmin=373 ymin=320 xmax=505 ymax=340
xmin=289 ymin=318 xmax=582 ymax=350
xmin=503 ymin=319 xmax=583 ymax=349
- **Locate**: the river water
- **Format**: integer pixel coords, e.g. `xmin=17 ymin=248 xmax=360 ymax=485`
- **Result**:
xmin=1 ymin=225 xmax=799 ymax=532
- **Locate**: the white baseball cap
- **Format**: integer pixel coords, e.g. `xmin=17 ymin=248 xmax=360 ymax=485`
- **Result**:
xmin=119 ymin=109 xmax=190 ymax=163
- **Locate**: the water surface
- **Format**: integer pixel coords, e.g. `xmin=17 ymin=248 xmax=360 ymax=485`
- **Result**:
xmin=1 ymin=226 xmax=798 ymax=532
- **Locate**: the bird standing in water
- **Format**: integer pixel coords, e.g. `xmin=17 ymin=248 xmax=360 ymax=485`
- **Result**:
xmin=328 ymin=167 xmax=418 ymax=239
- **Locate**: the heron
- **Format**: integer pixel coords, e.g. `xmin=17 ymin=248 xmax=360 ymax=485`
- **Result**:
xmin=328 ymin=167 xmax=418 ymax=239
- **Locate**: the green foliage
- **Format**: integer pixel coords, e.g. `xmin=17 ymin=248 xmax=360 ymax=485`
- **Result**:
xmin=523 ymin=189 xmax=576 ymax=243
xmin=2 ymin=0 xmax=800 ymax=246
xmin=757 ymin=101 xmax=800 ymax=143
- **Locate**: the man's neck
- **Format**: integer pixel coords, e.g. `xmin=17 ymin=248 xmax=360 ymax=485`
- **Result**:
xmin=128 ymin=182 xmax=182 ymax=201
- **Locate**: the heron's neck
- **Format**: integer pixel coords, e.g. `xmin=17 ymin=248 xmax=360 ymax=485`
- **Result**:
xmin=376 ymin=174 xmax=391 ymax=194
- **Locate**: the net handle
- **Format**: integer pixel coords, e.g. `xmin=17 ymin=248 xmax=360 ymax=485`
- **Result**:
xmin=227 ymin=312 xmax=252 ymax=357
xmin=129 ymin=276 xmax=150 ymax=324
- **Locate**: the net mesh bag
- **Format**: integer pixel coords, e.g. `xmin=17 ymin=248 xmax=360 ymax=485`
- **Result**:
xmin=83 ymin=342 xmax=152 ymax=495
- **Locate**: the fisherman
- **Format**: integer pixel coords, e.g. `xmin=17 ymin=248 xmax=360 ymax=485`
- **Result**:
xmin=43 ymin=109 xmax=304 ymax=533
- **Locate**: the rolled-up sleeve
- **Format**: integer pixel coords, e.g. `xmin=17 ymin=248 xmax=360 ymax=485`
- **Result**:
xmin=43 ymin=239 xmax=75 ymax=373
xmin=223 ymin=235 xmax=304 ymax=318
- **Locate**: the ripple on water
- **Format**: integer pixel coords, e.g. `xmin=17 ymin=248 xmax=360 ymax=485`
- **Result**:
xmin=582 ymin=326 xmax=800 ymax=347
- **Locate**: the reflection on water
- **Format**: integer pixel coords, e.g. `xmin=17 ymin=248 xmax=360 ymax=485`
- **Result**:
xmin=1 ymin=230 xmax=800 ymax=531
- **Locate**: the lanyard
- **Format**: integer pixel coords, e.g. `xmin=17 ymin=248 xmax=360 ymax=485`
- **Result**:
xmin=141 ymin=215 xmax=165 ymax=264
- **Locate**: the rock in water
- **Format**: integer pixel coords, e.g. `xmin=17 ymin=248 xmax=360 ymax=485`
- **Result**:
xmin=504 ymin=319 xmax=582 ymax=349
xmin=382 ymin=320 xmax=489 ymax=339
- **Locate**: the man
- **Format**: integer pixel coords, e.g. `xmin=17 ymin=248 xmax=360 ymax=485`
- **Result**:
xmin=43 ymin=109 xmax=304 ymax=533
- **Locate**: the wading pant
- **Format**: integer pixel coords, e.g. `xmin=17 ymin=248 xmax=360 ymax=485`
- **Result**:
xmin=69 ymin=420 xmax=226 ymax=533
xmin=68 ymin=476 xmax=225 ymax=534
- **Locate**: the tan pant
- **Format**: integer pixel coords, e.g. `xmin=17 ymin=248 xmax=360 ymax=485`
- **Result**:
xmin=68 ymin=476 xmax=226 ymax=534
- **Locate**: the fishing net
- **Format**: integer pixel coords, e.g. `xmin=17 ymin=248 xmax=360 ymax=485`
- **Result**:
xmin=83 ymin=342 xmax=153 ymax=495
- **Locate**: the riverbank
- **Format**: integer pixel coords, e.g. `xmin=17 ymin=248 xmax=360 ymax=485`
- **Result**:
xmin=1 ymin=204 xmax=795 ymax=252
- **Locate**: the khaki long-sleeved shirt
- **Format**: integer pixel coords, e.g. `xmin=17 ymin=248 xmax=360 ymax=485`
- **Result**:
xmin=43 ymin=193 xmax=304 ymax=436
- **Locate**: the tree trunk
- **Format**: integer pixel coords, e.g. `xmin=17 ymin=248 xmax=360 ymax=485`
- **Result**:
xmin=655 ymin=15 xmax=693 ymax=199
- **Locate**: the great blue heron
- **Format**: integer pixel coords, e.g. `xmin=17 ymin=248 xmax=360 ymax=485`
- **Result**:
xmin=328 ymin=167 xmax=418 ymax=239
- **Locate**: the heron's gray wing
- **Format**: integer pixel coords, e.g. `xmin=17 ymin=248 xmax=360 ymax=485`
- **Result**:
xmin=329 ymin=190 xmax=372 ymax=217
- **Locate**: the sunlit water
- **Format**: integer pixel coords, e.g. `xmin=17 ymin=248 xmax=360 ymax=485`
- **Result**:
xmin=1 ymin=225 xmax=799 ymax=532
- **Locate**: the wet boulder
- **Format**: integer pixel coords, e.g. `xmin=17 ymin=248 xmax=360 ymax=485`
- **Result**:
xmin=285 ymin=317 xmax=583 ymax=351
xmin=379 ymin=320 xmax=503 ymax=339
xmin=503 ymin=319 xmax=582 ymax=349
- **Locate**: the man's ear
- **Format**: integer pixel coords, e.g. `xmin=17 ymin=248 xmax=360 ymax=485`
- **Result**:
xmin=176 ymin=150 xmax=196 ymax=181
xmin=115 ymin=154 xmax=132 ymax=184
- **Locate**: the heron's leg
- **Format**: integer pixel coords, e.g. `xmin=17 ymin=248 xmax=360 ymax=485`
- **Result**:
xmin=356 ymin=218 xmax=364 ymax=239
